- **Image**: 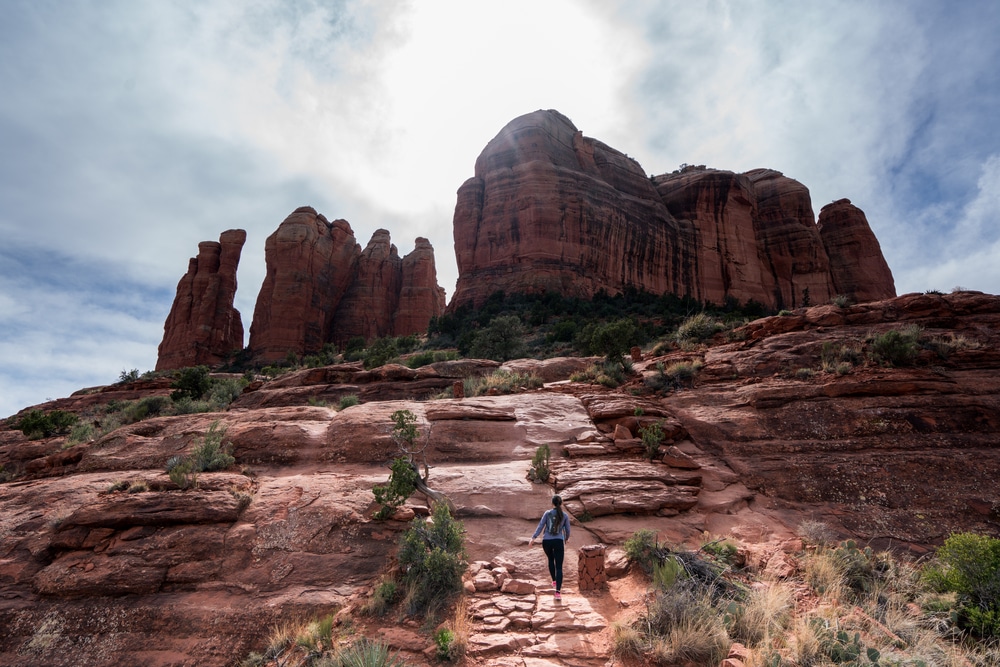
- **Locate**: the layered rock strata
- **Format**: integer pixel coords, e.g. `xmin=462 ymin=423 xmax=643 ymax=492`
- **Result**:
xmin=451 ymin=109 xmax=896 ymax=310
xmin=156 ymin=230 xmax=246 ymax=370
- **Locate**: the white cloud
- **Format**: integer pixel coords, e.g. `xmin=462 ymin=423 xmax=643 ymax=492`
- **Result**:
xmin=899 ymin=154 xmax=1000 ymax=293
xmin=2 ymin=0 xmax=1000 ymax=414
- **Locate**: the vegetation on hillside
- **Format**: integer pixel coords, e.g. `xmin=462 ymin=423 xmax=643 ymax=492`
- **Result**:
xmin=615 ymin=528 xmax=1000 ymax=666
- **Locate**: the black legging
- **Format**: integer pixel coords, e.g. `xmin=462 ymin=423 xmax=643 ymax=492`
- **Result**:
xmin=542 ymin=538 xmax=565 ymax=591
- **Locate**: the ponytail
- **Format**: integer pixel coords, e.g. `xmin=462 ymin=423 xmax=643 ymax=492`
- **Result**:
xmin=552 ymin=495 xmax=564 ymax=533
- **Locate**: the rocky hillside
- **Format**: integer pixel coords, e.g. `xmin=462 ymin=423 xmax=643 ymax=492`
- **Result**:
xmin=157 ymin=207 xmax=447 ymax=369
xmin=1 ymin=291 xmax=998 ymax=666
xmin=451 ymin=110 xmax=895 ymax=310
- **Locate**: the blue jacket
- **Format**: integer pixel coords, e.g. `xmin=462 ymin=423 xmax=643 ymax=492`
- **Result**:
xmin=533 ymin=508 xmax=571 ymax=541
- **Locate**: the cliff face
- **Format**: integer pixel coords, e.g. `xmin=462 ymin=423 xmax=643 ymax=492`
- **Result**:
xmin=451 ymin=110 xmax=896 ymax=310
xmin=156 ymin=229 xmax=246 ymax=370
xmin=247 ymin=208 xmax=446 ymax=362
xmin=248 ymin=207 xmax=360 ymax=362
xmin=452 ymin=110 xmax=692 ymax=308
xmin=818 ymin=198 xmax=896 ymax=303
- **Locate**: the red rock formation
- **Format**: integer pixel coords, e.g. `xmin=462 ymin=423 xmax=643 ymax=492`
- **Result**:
xmin=451 ymin=109 xmax=691 ymax=308
xmin=248 ymin=207 xmax=360 ymax=362
xmin=450 ymin=110 xmax=895 ymax=311
xmin=818 ymin=198 xmax=896 ymax=303
xmin=744 ymin=168 xmax=835 ymax=309
xmin=156 ymin=229 xmax=246 ymax=370
xmin=247 ymin=209 xmax=446 ymax=362
xmin=330 ymin=229 xmax=402 ymax=342
xmin=654 ymin=168 xmax=772 ymax=307
xmin=394 ymin=237 xmax=447 ymax=335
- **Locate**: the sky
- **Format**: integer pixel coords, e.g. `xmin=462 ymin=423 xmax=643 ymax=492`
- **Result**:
xmin=2 ymin=0 xmax=999 ymax=418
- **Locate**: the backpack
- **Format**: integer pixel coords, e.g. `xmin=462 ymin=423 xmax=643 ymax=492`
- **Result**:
xmin=546 ymin=510 xmax=563 ymax=535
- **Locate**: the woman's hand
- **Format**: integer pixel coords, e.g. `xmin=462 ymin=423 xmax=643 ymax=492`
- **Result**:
xmin=528 ymin=537 xmax=534 ymax=547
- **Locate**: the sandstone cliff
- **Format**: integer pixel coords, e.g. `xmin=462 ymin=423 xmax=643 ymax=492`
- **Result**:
xmin=452 ymin=110 xmax=689 ymax=308
xmin=451 ymin=110 xmax=896 ymax=311
xmin=156 ymin=229 xmax=246 ymax=370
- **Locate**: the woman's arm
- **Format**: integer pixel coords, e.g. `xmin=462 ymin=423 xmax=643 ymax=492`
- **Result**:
xmin=528 ymin=510 xmax=549 ymax=545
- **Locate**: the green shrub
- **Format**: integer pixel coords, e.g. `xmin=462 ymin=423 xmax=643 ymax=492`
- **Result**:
xmin=206 ymin=377 xmax=247 ymax=410
xmin=570 ymin=360 xmax=630 ymax=388
xmin=318 ymin=638 xmax=408 ymax=667
xmin=547 ymin=319 xmax=578 ymax=343
xmin=821 ymin=341 xmax=863 ymax=373
xmin=639 ymin=421 xmax=664 ymax=460
xmin=171 ymin=397 xmax=212 ymax=414
xmin=675 ymin=313 xmax=723 ymax=343
xmin=363 ymin=576 xmax=400 ymax=617
xmin=68 ymin=422 xmax=95 ymax=443
xmin=303 ymin=343 xmax=341 ymax=368
xmin=15 ymin=409 xmax=78 ymax=439
xmin=701 ymin=538 xmax=740 ymax=565
xmin=405 ymin=349 xmax=461 ymax=368
xmin=163 ymin=421 xmax=232 ymax=489
xmin=528 ymin=444 xmax=551 ymax=482
xmin=404 ymin=350 xmax=436 ymax=368
xmin=397 ymin=503 xmax=467 ymax=616
xmin=344 ymin=336 xmax=367 ymax=358
xmin=867 ymin=326 xmax=922 ymax=366
xmin=469 ymin=315 xmax=526 ymax=361
xmin=127 ymin=480 xmax=148 ymax=493
xmin=575 ymin=318 xmax=639 ymax=367
xmin=924 ymin=532 xmax=1000 ymax=636
xmin=171 ymin=366 xmax=211 ymax=401
xmin=624 ymin=529 xmax=661 ymax=574
xmin=167 ymin=456 xmax=197 ymax=490
xmin=118 ymin=368 xmax=140 ymax=383
xmin=191 ymin=421 xmax=235 ymax=472
xmin=463 ymin=369 xmax=543 ymax=396
xmin=364 ymin=337 xmax=400 ymax=369
xmin=433 ymin=628 xmax=456 ymax=662
xmin=338 ymin=394 xmax=360 ymax=409
xmin=372 ymin=457 xmax=418 ymax=520
xmin=645 ymin=360 xmax=703 ymax=393
xmin=831 ymin=294 xmax=851 ymax=308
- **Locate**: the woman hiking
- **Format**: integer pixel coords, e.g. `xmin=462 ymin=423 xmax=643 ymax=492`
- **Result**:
xmin=528 ymin=495 xmax=571 ymax=598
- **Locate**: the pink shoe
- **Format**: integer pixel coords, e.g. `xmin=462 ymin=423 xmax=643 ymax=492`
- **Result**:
xmin=551 ymin=581 xmax=557 ymax=588
xmin=554 ymin=591 xmax=561 ymax=599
